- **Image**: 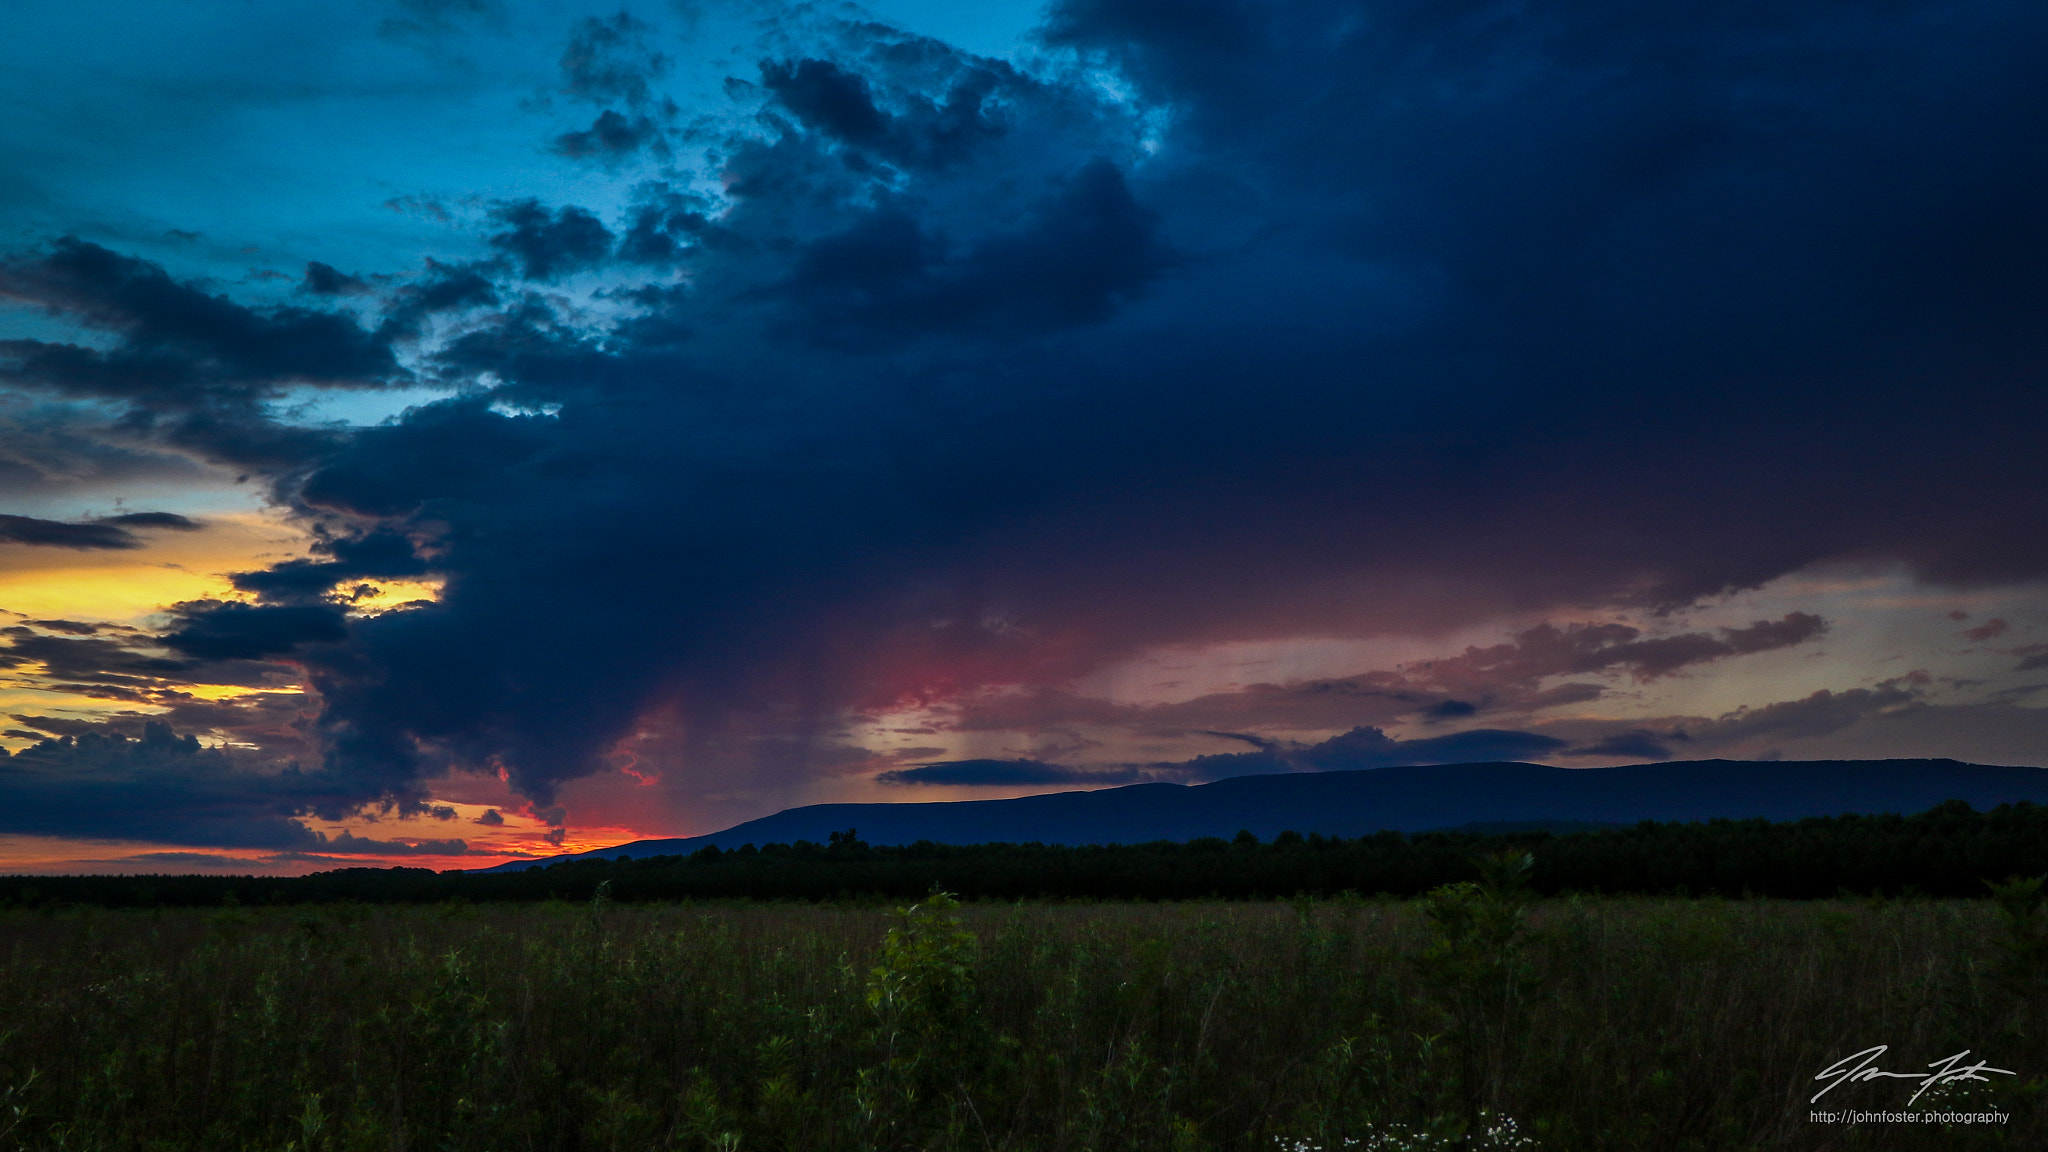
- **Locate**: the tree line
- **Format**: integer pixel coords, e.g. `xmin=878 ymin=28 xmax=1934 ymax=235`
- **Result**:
xmin=4 ymin=798 xmax=2044 ymax=907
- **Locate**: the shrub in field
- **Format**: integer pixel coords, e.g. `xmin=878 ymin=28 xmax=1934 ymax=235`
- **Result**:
xmin=1988 ymin=876 xmax=2048 ymax=982
xmin=1418 ymin=851 xmax=1539 ymax=1128
xmin=858 ymin=889 xmax=997 ymax=1149
xmin=1988 ymin=874 xmax=2048 ymax=1043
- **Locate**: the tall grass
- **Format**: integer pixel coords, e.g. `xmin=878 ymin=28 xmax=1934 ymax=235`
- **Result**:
xmin=0 ymin=892 xmax=2035 ymax=1150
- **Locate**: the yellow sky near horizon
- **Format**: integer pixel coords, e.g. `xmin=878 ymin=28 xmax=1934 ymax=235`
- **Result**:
xmin=0 ymin=512 xmax=309 ymax=624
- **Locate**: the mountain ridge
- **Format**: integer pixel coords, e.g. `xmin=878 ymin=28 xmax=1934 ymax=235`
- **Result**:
xmin=473 ymin=757 xmax=2048 ymax=872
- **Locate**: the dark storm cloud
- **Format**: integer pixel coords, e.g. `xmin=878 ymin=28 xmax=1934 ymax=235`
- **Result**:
xmin=485 ymin=201 xmax=615 ymax=281
xmin=0 ymin=238 xmax=400 ymax=467
xmin=761 ymin=58 xmax=890 ymax=148
xmin=294 ymin=397 xmax=551 ymax=517
xmin=758 ymin=46 xmax=1024 ymax=172
xmin=376 ymin=262 xmax=501 ymax=339
xmin=157 ymin=601 xmax=349 ymax=662
xmin=739 ymin=40 xmax=1168 ymax=344
xmin=780 ymin=157 xmax=1172 ymax=344
xmin=230 ymin=529 xmax=429 ymax=602
xmin=301 ymin=261 xmax=368 ymax=296
xmin=0 ymin=721 xmax=460 ymax=850
xmin=0 ymin=240 xmax=398 ymax=394
xmin=553 ymin=109 xmax=667 ymax=160
xmin=616 ymin=190 xmax=715 ymax=266
xmin=76 ymin=0 xmax=2048 ymax=820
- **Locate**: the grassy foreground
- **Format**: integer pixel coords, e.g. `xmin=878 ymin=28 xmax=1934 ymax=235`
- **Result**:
xmin=0 ymin=884 xmax=2041 ymax=1151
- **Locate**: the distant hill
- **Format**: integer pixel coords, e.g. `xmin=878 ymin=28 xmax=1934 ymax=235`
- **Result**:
xmin=472 ymin=758 xmax=2048 ymax=872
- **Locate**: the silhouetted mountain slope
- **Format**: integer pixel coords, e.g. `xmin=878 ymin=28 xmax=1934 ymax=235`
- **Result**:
xmin=475 ymin=758 xmax=2048 ymax=872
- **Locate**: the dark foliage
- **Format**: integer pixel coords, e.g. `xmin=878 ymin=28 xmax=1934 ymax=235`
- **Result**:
xmin=7 ymin=799 xmax=2046 ymax=907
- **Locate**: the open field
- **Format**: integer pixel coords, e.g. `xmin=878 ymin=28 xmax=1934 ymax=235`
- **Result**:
xmin=0 ymin=889 xmax=2039 ymax=1151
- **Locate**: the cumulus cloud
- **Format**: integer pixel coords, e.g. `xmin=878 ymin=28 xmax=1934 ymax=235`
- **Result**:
xmin=1529 ymin=675 xmax=1942 ymax=764
xmin=545 ymin=12 xmax=676 ymax=161
xmin=158 ymin=601 xmax=349 ymax=662
xmin=1408 ymin=614 xmax=1831 ymax=690
xmin=0 ymin=241 xmax=397 ymax=393
xmin=1673 ymin=682 xmax=1926 ymax=750
xmin=758 ymin=52 xmax=1020 ymax=171
xmin=485 ymin=201 xmax=615 ymax=281
xmin=301 ymin=262 xmax=368 ymax=296
xmin=0 ymin=620 xmax=297 ymax=694
xmin=941 ymin=613 xmax=1830 ymax=743
xmin=891 ymin=675 xmax=1991 ymax=789
xmin=878 ymin=758 xmax=1143 ymax=787
xmin=229 ymin=529 xmax=428 ymax=602
xmin=882 ymin=725 xmax=1571 ymax=788
xmin=0 ymin=238 xmax=401 ymax=467
xmin=778 ymin=157 xmax=1173 ymax=344
xmin=0 ymin=721 xmax=455 ymax=848
xmin=557 ymin=12 xmax=668 ymax=106
xmin=552 ymin=109 xmax=667 ymax=160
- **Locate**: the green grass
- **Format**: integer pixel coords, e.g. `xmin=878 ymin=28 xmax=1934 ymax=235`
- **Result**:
xmin=0 ymin=889 xmax=2038 ymax=1150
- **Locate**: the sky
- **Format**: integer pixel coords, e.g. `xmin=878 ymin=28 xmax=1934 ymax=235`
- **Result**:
xmin=0 ymin=0 xmax=2045 ymax=874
